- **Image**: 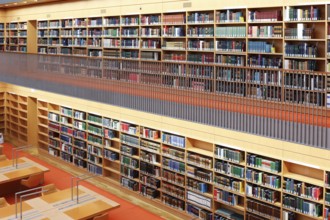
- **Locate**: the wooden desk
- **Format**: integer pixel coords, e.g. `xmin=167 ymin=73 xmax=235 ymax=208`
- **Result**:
xmin=0 ymin=157 xmax=49 ymax=184
xmin=0 ymin=186 xmax=120 ymax=220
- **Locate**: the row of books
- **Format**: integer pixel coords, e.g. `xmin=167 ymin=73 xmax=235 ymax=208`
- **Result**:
xmin=285 ymin=6 xmax=321 ymax=21
xmin=246 ymin=169 xmax=281 ymax=189
xmin=187 ymin=27 xmax=214 ymax=37
xmin=187 ymin=203 xmax=212 ymax=220
xmin=216 ymin=55 xmax=245 ymax=67
xmin=187 ymin=12 xmax=214 ymax=23
xmin=187 ymin=190 xmax=212 ymax=209
xmin=187 ymin=165 xmax=213 ymax=182
xmin=215 ymin=208 xmax=243 ymax=220
xmin=187 ymin=153 xmax=212 ymax=169
xmin=141 ymin=27 xmax=160 ymax=37
xmin=120 ymin=134 xmax=139 ymax=147
xmin=121 ymin=155 xmax=139 ymax=169
xmin=247 ymin=55 xmax=282 ymax=69
xmin=283 ymin=59 xmax=317 ymax=71
xmin=216 ymin=10 xmax=244 ymax=23
xmin=213 ymin=189 xmax=240 ymax=206
xmin=87 ymin=114 xmax=102 ymax=124
xmin=283 ymin=195 xmax=322 ymax=217
xmin=187 ymin=178 xmax=210 ymax=193
xmin=162 ymin=181 xmax=185 ymax=199
xmin=121 ymin=177 xmax=139 ymax=191
xmin=216 ymin=40 xmax=245 ymax=52
xmin=214 ymin=175 xmax=244 ymax=193
xmin=87 ymin=163 xmax=102 ymax=175
xmin=285 ymin=26 xmax=313 ymax=39
xmin=248 ymin=25 xmax=282 ymax=38
xmin=247 ymin=41 xmax=275 ymax=53
xmin=215 ymin=161 xmax=245 ymax=179
xmin=140 ymin=139 xmax=160 ymax=153
xmin=246 ymin=154 xmax=281 ymax=173
xmin=141 ymin=15 xmax=161 ymax=25
xmin=285 ymin=43 xmax=317 ymax=58
xmin=121 ymin=145 xmax=137 ymax=156
xmin=248 ymin=10 xmax=281 ymax=22
xmin=73 ymin=148 xmax=86 ymax=159
xmin=121 ymin=17 xmax=139 ymax=26
xmin=162 ymin=146 xmax=185 ymax=161
xmin=140 ymin=185 xmax=159 ymax=198
xmin=162 ymin=194 xmax=185 ymax=210
xmin=187 ymin=40 xmax=214 ymax=51
xmin=283 ymin=178 xmax=322 ymax=201
xmin=161 ymin=133 xmax=185 ymax=148
xmin=87 ymin=144 xmax=102 ymax=156
xmin=140 ymin=175 xmax=160 ymax=188
xmin=121 ymin=165 xmax=139 ymax=178
xmin=74 ymin=139 xmax=86 ymax=149
xmin=87 ymin=124 xmax=103 ymax=136
xmin=140 ymin=161 xmax=160 ymax=177
xmin=246 ymin=199 xmax=281 ymax=219
xmin=215 ymin=26 xmax=246 ymax=37
xmin=162 ymin=158 xmax=185 ymax=173
xmin=104 ymin=149 xmax=119 ymax=161
xmin=162 ymin=169 xmax=185 ymax=186
xmin=246 ymin=183 xmax=280 ymax=203
xmin=87 ymin=134 xmax=102 ymax=145
xmin=140 ymin=151 xmax=158 ymax=164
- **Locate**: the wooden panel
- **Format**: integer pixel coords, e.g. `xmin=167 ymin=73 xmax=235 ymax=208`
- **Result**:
xmin=27 ymin=20 xmax=37 ymax=54
xmin=0 ymin=203 xmax=32 ymax=219
xmin=27 ymin=97 xmax=38 ymax=146
xmin=64 ymin=200 xmax=115 ymax=219
xmin=41 ymin=188 xmax=84 ymax=203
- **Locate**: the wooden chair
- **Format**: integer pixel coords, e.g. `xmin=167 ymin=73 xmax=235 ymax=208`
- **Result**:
xmin=0 ymin=197 xmax=9 ymax=208
xmin=0 ymin=155 xmax=7 ymax=161
xmin=20 ymin=172 xmax=44 ymax=189
xmin=93 ymin=212 xmax=108 ymax=220
xmin=42 ymin=183 xmax=58 ymax=196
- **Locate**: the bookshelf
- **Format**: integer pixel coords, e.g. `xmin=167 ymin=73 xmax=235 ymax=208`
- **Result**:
xmin=0 ymin=23 xmax=5 ymax=51
xmin=5 ymin=93 xmax=28 ymax=145
xmin=216 ymin=8 xmax=246 ymax=67
xmin=6 ymin=22 xmax=19 ymax=52
xmin=37 ymin=99 xmax=49 ymax=151
xmin=0 ymin=92 xmax=5 ymax=134
xmin=0 ymin=2 xmax=329 ymax=219
xmin=28 ymin=7 xmax=330 ymax=109
xmin=284 ymin=4 xmax=326 ymax=72
xmin=25 ymin=96 xmax=330 ymax=219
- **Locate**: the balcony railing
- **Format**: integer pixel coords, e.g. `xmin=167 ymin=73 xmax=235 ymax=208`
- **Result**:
xmin=0 ymin=52 xmax=329 ymax=149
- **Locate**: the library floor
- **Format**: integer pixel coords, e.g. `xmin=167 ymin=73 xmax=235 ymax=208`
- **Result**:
xmin=1 ymin=143 xmax=182 ymax=220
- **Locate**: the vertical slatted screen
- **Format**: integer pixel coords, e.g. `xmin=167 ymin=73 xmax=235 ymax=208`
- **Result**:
xmin=0 ymin=52 xmax=329 ymax=149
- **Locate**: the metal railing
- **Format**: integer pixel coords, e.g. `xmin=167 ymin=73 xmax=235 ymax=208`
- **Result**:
xmin=11 ymin=145 xmax=32 ymax=168
xmin=71 ymin=173 xmax=98 ymax=203
xmin=0 ymin=52 xmax=329 ymax=149
xmin=15 ymin=186 xmax=48 ymax=219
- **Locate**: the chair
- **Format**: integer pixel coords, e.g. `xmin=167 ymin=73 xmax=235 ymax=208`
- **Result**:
xmin=41 ymin=183 xmax=58 ymax=196
xmin=20 ymin=172 xmax=44 ymax=189
xmin=0 ymin=197 xmax=9 ymax=208
xmin=93 ymin=212 xmax=108 ymax=220
xmin=0 ymin=155 xmax=7 ymax=161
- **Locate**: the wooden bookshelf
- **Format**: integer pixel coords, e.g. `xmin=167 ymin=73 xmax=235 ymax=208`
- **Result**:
xmin=29 ymin=97 xmax=330 ymax=219
xmin=1 ymin=2 xmax=330 ymax=219
xmin=18 ymin=7 xmax=328 ymax=109
xmin=0 ymin=23 xmax=5 ymax=51
xmin=0 ymin=92 xmax=5 ymax=134
xmin=4 ymin=92 xmax=28 ymax=145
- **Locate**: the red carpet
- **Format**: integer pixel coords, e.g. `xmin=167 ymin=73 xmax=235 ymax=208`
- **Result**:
xmin=1 ymin=143 xmax=164 ymax=220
